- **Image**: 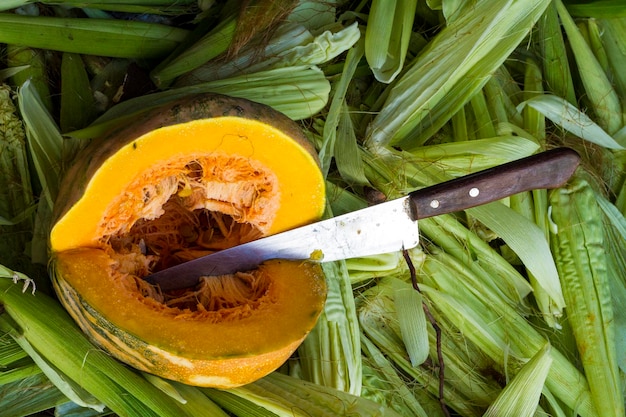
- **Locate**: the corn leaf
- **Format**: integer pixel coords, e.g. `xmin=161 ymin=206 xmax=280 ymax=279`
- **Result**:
xmin=319 ymin=37 xmax=364 ymax=178
xmin=72 ymin=65 xmax=329 ymax=141
xmin=483 ymin=343 xmax=552 ymax=417
xmin=1 ymin=319 xmax=105 ymax=412
xmin=550 ymin=178 xmax=624 ymax=417
xmin=222 ymin=372 xmax=401 ymax=417
xmin=537 ymin=2 xmax=577 ymax=105
xmin=365 ymin=0 xmax=418 ymax=83
xmin=0 ymin=269 xmax=194 ymax=417
xmin=361 ymin=335 xmax=435 ymax=417
xmin=391 ymin=278 xmax=429 ymax=367
xmin=468 ymin=202 xmax=566 ymax=318
xmin=0 ymin=372 xmax=67 ymax=417
xmin=518 ymin=94 xmax=625 ymax=149
xmin=0 ymin=14 xmax=188 ymax=59
xmin=17 ymin=81 xmax=65 ymax=209
xmin=0 ymin=0 xmax=197 ymax=13
xmin=365 ymin=0 xmax=551 ymax=149
xmin=297 ymin=258 xmax=362 ymax=395
xmin=177 ymin=22 xmax=360 ymax=86
xmin=60 ymin=52 xmax=96 ymax=133
xmin=556 ymin=0 xmax=623 ymax=135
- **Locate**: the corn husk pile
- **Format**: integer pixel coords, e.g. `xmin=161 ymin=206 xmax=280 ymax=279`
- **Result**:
xmin=2 ymin=1 xmax=626 ymax=416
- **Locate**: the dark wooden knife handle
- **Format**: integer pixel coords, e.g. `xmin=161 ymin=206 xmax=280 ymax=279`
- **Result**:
xmin=409 ymin=147 xmax=580 ymax=220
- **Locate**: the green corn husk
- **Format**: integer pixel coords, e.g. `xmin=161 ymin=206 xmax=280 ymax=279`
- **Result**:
xmin=175 ymin=21 xmax=360 ymax=87
xmin=364 ymin=0 xmax=418 ymax=83
xmin=6 ymin=45 xmax=53 ymax=113
xmin=483 ymin=75 xmax=523 ymax=128
xmin=361 ymin=335 xmax=438 ymax=417
xmin=0 ymin=0 xmax=197 ymax=14
xmin=0 ymin=14 xmax=189 ymax=59
xmin=482 ymin=343 xmax=553 ymax=417
xmin=522 ymin=58 xmax=545 ymax=141
xmin=537 ymin=1 xmax=577 ymax=105
xmin=68 ymin=65 xmax=330 ymax=142
xmin=0 ymin=84 xmax=37 ymax=277
xmin=0 ymin=269 xmax=196 ymax=417
xmin=416 ymin=250 xmax=597 ymax=416
xmin=556 ymin=0 xmax=623 ymax=135
xmin=596 ymin=194 xmax=626 ymax=387
xmin=517 ymin=94 xmax=625 ymax=149
xmin=357 ymin=277 xmax=501 ymax=417
xmin=150 ymin=15 xmax=237 ymax=87
xmin=564 ymin=0 xmax=626 ymax=18
xmin=318 ymin=36 xmax=365 ymax=179
xmin=362 ymin=143 xmax=564 ymax=316
xmin=595 ymin=18 xmax=626 ymax=105
xmin=296 ymin=257 xmax=362 ymax=395
xmin=60 ymin=52 xmax=96 ymax=133
xmin=365 ymin=0 xmax=551 ymax=150
xmin=470 ymin=90 xmax=497 ymax=139
xmin=549 ymin=177 xmax=624 ymax=417
xmin=0 ymin=86 xmax=33 ymax=225
xmin=333 ymin=100 xmax=370 ymax=188
xmin=17 ymin=81 xmax=81 ymax=266
xmin=3 ymin=315 xmax=105 ymax=411
xmin=0 ymin=372 xmax=67 ymax=417
xmin=468 ymin=201 xmax=566 ymax=323
xmin=584 ymin=19 xmax=611 ymax=74
xmin=211 ymin=372 xmax=402 ymax=417
xmin=391 ymin=278 xmax=429 ymax=367
xmin=202 ymin=389 xmax=280 ymax=417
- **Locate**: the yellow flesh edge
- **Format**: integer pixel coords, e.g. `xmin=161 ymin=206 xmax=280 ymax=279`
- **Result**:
xmin=50 ymin=117 xmax=325 ymax=252
xmin=54 ymin=250 xmax=326 ymax=360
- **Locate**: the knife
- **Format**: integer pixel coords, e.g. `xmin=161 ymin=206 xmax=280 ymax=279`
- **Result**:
xmin=144 ymin=147 xmax=580 ymax=290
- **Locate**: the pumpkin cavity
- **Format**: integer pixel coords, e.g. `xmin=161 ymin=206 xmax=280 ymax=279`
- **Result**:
xmin=101 ymin=153 xmax=279 ymax=317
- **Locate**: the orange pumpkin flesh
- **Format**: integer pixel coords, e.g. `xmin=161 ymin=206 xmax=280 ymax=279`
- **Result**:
xmin=49 ymin=94 xmax=327 ymax=388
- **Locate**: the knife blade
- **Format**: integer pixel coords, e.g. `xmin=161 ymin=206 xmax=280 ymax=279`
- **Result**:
xmin=144 ymin=147 xmax=580 ymax=290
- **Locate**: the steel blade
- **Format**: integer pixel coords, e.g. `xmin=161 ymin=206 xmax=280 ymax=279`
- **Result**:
xmin=144 ymin=196 xmax=418 ymax=290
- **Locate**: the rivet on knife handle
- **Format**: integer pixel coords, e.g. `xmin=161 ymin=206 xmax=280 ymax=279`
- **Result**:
xmin=408 ymin=147 xmax=580 ymax=220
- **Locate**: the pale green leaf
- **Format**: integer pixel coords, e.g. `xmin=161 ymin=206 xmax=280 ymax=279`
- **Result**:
xmin=319 ymin=37 xmax=364 ymax=177
xmin=4 ymin=325 xmax=105 ymax=412
xmin=178 ymin=22 xmax=360 ymax=85
xmin=0 ymin=14 xmax=188 ymax=59
xmin=73 ymin=66 xmax=329 ymax=141
xmin=518 ymin=94 xmax=624 ymax=149
xmin=365 ymin=0 xmax=418 ymax=83
xmin=366 ymin=0 xmax=551 ymax=149
xmin=468 ymin=202 xmax=565 ymax=315
xmin=556 ymin=0 xmax=623 ymax=135
xmin=0 ymin=373 xmax=66 ymax=417
xmin=17 ymin=80 xmax=63 ymax=209
xmin=483 ymin=344 xmax=553 ymax=417
xmin=392 ymin=278 xmax=429 ymax=367
xmin=334 ymin=101 xmax=370 ymax=187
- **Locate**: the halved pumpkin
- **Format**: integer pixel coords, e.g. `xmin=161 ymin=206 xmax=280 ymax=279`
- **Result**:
xmin=49 ymin=93 xmax=327 ymax=388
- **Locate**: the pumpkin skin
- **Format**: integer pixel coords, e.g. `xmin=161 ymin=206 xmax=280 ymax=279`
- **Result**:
xmin=49 ymin=93 xmax=327 ymax=388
